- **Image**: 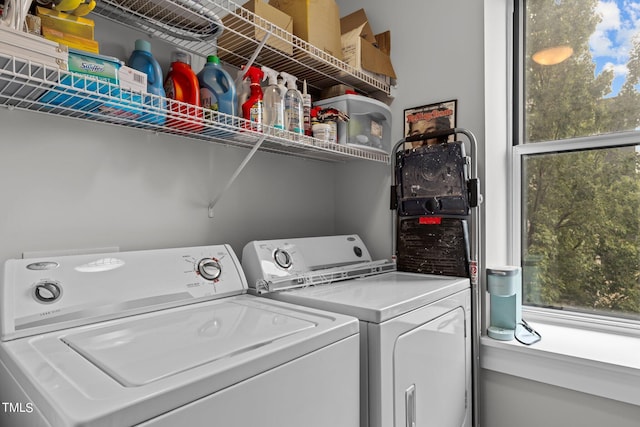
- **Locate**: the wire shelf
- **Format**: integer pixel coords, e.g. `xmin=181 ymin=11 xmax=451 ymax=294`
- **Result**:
xmin=92 ymin=0 xmax=393 ymax=99
xmin=0 ymin=52 xmax=390 ymax=163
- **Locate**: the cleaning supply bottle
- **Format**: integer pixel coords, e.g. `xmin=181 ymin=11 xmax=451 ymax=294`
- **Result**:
xmin=261 ymin=66 xmax=284 ymax=132
xmin=241 ymin=66 xmax=264 ymax=131
xmin=164 ymin=51 xmax=203 ymax=132
xmin=127 ymin=39 xmax=166 ymax=125
xmin=277 ymin=75 xmax=287 ymax=98
xmin=128 ymin=39 xmax=165 ymax=97
xmin=236 ymin=68 xmax=250 ymax=117
xmin=197 ymin=55 xmax=237 ymax=121
xmin=302 ymin=79 xmax=312 ymax=136
xmin=280 ymin=71 xmax=303 ymax=134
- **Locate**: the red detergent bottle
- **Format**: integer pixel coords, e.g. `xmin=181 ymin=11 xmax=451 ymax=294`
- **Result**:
xmin=241 ymin=66 xmax=264 ymax=131
xmin=164 ymin=51 xmax=203 ymax=132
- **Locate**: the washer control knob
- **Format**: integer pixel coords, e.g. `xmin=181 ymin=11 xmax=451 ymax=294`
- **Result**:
xmin=34 ymin=282 xmax=62 ymax=303
xmin=197 ymin=258 xmax=222 ymax=281
xmin=274 ymin=249 xmax=292 ymax=269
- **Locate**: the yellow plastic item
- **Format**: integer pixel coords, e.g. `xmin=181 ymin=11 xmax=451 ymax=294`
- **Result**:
xmin=37 ymin=6 xmax=95 ymax=40
xmin=71 ymin=0 xmax=96 ymax=17
xmin=42 ymin=26 xmax=99 ymax=53
xmin=53 ymin=0 xmax=83 ymax=13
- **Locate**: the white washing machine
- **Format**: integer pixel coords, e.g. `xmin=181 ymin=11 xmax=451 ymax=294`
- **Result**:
xmin=0 ymin=245 xmax=360 ymax=427
xmin=242 ymin=235 xmax=472 ymax=427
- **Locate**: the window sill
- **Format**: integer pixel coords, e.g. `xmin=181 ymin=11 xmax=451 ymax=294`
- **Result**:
xmin=480 ymin=322 xmax=640 ymax=406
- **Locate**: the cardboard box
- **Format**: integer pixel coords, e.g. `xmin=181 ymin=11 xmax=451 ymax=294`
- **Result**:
xmin=68 ymin=49 xmax=121 ymax=84
xmin=340 ymin=9 xmax=396 ymax=79
xmin=375 ymin=31 xmax=391 ymax=55
xmin=220 ymin=1 xmax=293 ymax=55
xmin=269 ymin=0 xmax=342 ymax=60
xmin=119 ymin=65 xmax=148 ymax=93
xmin=320 ymin=84 xmax=355 ymax=100
xmin=37 ymin=6 xmax=95 ymax=40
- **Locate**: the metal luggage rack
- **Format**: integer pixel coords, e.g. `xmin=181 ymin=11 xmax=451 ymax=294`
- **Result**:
xmin=0 ymin=52 xmax=390 ymax=164
xmin=92 ymin=0 xmax=394 ymax=99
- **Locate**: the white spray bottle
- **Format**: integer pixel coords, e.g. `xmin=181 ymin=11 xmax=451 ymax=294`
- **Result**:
xmin=277 ymin=75 xmax=287 ymax=99
xmin=236 ymin=67 xmax=250 ymax=117
xmin=280 ymin=71 xmax=303 ymax=134
xmin=261 ymin=66 xmax=284 ymax=131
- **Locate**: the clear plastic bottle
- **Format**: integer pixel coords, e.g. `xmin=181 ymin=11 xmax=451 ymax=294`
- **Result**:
xmin=261 ymin=66 xmax=284 ymax=131
xmin=280 ymin=71 xmax=303 ymax=134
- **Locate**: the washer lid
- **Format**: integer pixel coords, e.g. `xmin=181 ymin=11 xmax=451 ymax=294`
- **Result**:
xmin=271 ymin=272 xmax=470 ymax=323
xmin=62 ymin=299 xmax=315 ymax=387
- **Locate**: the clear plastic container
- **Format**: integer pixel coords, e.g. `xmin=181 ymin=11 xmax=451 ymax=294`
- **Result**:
xmin=313 ymin=94 xmax=392 ymax=153
xmin=312 ymin=123 xmax=332 ymax=142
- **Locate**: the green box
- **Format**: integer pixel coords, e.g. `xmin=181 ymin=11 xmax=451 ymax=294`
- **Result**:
xmin=68 ymin=49 xmax=121 ymax=84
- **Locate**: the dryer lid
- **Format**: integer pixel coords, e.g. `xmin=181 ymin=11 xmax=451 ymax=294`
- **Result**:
xmin=62 ymin=299 xmax=315 ymax=387
xmin=272 ymin=272 xmax=470 ymax=323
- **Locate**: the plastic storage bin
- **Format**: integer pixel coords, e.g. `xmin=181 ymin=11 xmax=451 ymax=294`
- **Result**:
xmin=313 ymin=94 xmax=391 ymax=154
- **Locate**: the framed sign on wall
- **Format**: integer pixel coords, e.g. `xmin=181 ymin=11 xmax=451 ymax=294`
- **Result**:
xmin=403 ymin=100 xmax=457 ymax=149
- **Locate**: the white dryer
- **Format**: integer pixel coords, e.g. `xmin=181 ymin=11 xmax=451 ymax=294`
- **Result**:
xmin=0 ymin=245 xmax=360 ymax=427
xmin=242 ymin=235 xmax=472 ymax=427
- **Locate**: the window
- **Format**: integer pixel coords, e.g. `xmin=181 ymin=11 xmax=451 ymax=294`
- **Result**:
xmin=515 ymin=0 xmax=640 ymax=321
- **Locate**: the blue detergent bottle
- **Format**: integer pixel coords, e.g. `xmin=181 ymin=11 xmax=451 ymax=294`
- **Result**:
xmin=197 ymin=55 xmax=237 ymax=120
xmin=128 ymin=39 xmax=166 ymax=125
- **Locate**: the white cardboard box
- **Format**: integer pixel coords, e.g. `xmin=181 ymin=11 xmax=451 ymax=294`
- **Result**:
xmin=119 ymin=65 xmax=147 ymax=93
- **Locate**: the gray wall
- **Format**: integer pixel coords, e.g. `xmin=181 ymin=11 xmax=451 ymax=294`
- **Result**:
xmin=483 ymin=370 xmax=640 ymax=427
xmin=334 ymin=0 xmax=486 ymax=260
xmin=0 ymin=109 xmax=337 ymax=262
xmin=0 ymin=15 xmax=342 ymax=264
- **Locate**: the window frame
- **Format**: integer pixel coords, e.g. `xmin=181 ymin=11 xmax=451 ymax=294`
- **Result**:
xmin=510 ymin=0 xmax=640 ymax=336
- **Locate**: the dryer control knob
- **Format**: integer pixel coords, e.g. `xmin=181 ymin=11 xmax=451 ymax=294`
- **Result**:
xmin=34 ymin=281 xmax=62 ymax=303
xmin=274 ymin=249 xmax=292 ymax=269
xmin=198 ymin=258 xmax=222 ymax=281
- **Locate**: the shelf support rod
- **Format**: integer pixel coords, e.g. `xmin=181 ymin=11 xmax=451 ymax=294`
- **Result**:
xmin=208 ymin=134 xmax=268 ymax=218
xmin=234 ymin=30 xmax=271 ymax=87
xmin=209 ymin=28 xmax=272 ymax=217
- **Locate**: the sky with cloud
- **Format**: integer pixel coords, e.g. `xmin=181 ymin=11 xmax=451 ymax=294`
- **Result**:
xmin=590 ymin=0 xmax=640 ymax=96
